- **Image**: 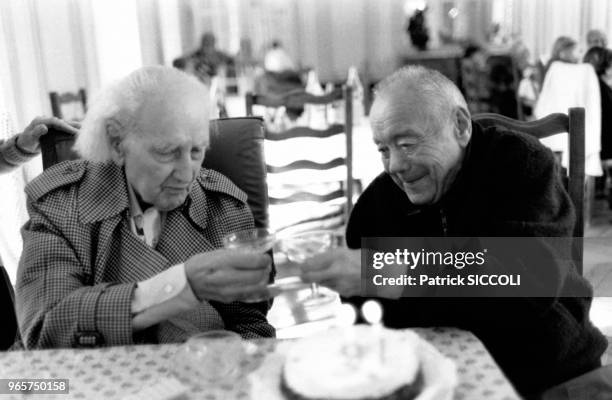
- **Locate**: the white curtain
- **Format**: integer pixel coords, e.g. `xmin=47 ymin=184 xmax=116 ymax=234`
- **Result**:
xmin=0 ymin=0 xmax=154 ymax=282
xmin=0 ymin=0 xmax=47 ymax=283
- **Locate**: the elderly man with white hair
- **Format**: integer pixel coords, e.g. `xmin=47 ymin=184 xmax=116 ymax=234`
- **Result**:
xmin=15 ymin=66 xmax=274 ymax=349
xmin=300 ymin=66 xmax=609 ymax=399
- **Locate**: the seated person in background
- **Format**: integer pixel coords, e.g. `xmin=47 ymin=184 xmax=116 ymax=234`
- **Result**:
xmin=584 ymin=46 xmax=612 ymax=205
xmin=16 ymin=66 xmax=275 ymax=349
xmin=586 ymin=29 xmax=608 ymax=50
xmin=256 ymin=40 xmax=305 ymax=122
xmin=535 ymin=39 xmax=602 ymax=178
xmin=299 ymin=66 xmax=608 ymax=398
xmin=488 ymin=54 xmax=520 ymax=118
xmin=187 ymin=32 xmax=233 ymax=85
xmin=517 ymin=66 xmax=541 ymax=118
xmin=264 ymin=40 xmax=295 ymax=73
xmin=460 ymin=44 xmax=489 ymax=114
xmin=543 ymin=36 xmax=578 ymax=78
xmin=0 ymin=116 xmax=78 ymax=173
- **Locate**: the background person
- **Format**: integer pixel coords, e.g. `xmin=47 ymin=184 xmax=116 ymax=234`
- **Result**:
xmin=0 ymin=116 xmax=78 ymax=173
xmin=586 ymin=29 xmax=608 ymax=50
xmin=187 ymin=32 xmax=233 ymax=84
xmin=543 ymin=36 xmax=578 ymax=78
xmin=583 ymin=46 xmax=612 ymax=207
xmin=263 ymin=40 xmax=295 ymax=73
xmin=0 ymin=116 xmax=78 ymax=350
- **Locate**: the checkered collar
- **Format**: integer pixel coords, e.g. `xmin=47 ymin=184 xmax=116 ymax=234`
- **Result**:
xmin=77 ymin=163 xmax=246 ymax=228
xmin=183 ymin=169 xmax=248 ymax=230
xmin=77 ymin=162 xmax=130 ymax=224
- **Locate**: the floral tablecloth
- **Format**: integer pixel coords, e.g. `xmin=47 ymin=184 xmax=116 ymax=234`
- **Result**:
xmin=0 ymin=328 xmax=521 ymax=400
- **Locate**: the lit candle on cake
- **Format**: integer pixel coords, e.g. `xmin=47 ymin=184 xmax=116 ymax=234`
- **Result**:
xmin=361 ymin=300 xmax=385 ymax=365
xmin=338 ymin=303 xmax=358 ymax=327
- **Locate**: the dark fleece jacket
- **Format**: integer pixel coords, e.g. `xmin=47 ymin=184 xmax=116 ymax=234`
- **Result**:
xmin=345 ymin=121 xmax=607 ymax=398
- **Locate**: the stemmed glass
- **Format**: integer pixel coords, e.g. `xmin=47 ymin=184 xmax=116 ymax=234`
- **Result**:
xmin=222 ymin=228 xmax=341 ymax=307
xmin=279 ymin=230 xmax=341 ymax=306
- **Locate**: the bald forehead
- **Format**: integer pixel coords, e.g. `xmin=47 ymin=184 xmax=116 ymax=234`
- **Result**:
xmin=370 ymin=88 xmax=441 ymax=132
xmin=137 ymin=87 xmax=207 ymax=120
xmin=132 ymin=89 xmax=209 ymax=140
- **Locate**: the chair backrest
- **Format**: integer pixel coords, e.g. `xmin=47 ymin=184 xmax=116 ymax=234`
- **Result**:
xmin=204 ymin=117 xmax=269 ymax=228
xmin=49 ymin=89 xmax=87 ymax=119
xmin=40 ymin=128 xmax=79 ymax=169
xmin=40 ymin=117 xmax=270 ymax=229
xmin=473 ymin=108 xmax=585 ymax=273
xmin=245 ymin=87 xmax=356 ymax=231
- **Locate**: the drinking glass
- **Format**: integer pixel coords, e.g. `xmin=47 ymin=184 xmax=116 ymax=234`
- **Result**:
xmin=173 ymin=330 xmax=245 ymax=384
xmin=222 ymin=228 xmax=276 ymax=302
xmin=223 ymin=227 xmax=276 ymax=253
xmin=279 ymin=230 xmax=341 ymax=306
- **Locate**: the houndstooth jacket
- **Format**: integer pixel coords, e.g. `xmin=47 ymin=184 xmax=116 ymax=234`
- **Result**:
xmin=16 ymin=160 xmax=275 ymax=349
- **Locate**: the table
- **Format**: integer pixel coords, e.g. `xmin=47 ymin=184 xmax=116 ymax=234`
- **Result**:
xmin=0 ymin=328 xmax=520 ymax=400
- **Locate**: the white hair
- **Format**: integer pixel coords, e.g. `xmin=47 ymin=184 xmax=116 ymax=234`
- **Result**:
xmin=374 ymin=65 xmax=469 ymax=128
xmin=74 ymin=66 xmax=210 ymax=162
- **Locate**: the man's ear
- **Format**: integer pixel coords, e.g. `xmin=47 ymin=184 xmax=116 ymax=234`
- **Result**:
xmin=453 ymin=106 xmax=472 ymax=147
xmin=106 ymin=118 xmax=126 ymax=165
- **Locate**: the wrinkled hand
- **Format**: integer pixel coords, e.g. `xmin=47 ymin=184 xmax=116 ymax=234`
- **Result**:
xmin=185 ymin=249 xmax=271 ymax=303
xmin=16 ymin=116 xmax=80 ymax=153
xmin=300 ymin=248 xmax=362 ymax=297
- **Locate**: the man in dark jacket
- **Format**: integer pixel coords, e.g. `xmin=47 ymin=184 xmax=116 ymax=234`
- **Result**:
xmin=300 ymin=65 xmax=608 ymax=399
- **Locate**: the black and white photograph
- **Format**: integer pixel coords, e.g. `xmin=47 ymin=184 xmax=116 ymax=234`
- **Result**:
xmin=0 ymin=0 xmax=611 ymax=399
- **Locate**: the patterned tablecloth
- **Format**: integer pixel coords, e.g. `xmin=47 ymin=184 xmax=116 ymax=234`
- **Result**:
xmin=0 ymin=328 xmax=521 ymax=400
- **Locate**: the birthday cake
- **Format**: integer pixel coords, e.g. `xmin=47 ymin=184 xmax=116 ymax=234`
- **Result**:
xmin=281 ymin=325 xmax=423 ymax=400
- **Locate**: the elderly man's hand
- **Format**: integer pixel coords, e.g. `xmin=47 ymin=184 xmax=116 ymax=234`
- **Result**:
xmin=300 ymin=248 xmax=363 ymax=297
xmin=184 ymin=249 xmax=271 ymax=303
xmin=16 ymin=116 xmax=80 ymax=153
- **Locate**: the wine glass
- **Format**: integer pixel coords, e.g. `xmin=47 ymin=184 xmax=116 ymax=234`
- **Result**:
xmin=279 ymin=230 xmax=341 ymax=306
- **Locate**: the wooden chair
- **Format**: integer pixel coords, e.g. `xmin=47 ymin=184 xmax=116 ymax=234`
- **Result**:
xmin=40 ymin=117 xmax=270 ymax=229
xmin=473 ymin=108 xmax=585 ymax=274
xmin=246 ymin=87 xmax=359 ymax=232
xmin=49 ymin=89 xmax=87 ymax=119
xmin=39 ymin=128 xmax=79 ymax=170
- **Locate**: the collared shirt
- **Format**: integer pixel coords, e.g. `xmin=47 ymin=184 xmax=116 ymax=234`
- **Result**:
xmin=127 ymin=185 xmax=199 ymax=328
xmin=127 ymin=184 xmax=164 ymax=248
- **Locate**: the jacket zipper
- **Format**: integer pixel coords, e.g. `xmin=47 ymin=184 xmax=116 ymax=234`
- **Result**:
xmin=440 ymin=208 xmax=448 ymax=236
